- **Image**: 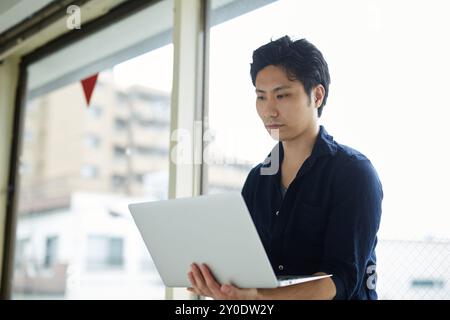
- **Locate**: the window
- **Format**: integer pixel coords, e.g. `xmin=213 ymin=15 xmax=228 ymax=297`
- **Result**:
xmin=113 ymin=145 xmax=127 ymax=158
xmin=12 ymin=0 xmax=173 ymax=299
xmin=80 ymin=164 xmax=98 ymax=178
xmin=14 ymin=238 xmax=30 ymax=269
xmin=86 ymin=236 xmax=124 ymax=270
xmin=111 ymin=174 xmax=126 ymax=188
xmin=135 ymin=174 xmax=144 ymax=183
xmin=136 ymin=146 xmax=168 ymax=157
xmin=114 ymin=118 xmax=129 ymax=131
xmin=88 ymin=105 xmax=102 ymax=119
xmin=44 ymin=236 xmax=58 ymax=269
xmin=205 ymin=0 xmax=450 ymax=300
xmin=116 ymin=92 xmax=128 ymax=107
xmin=136 ymin=118 xmax=169 ymax=128
xmin=84 ymin=134 xmax=100 ymax=148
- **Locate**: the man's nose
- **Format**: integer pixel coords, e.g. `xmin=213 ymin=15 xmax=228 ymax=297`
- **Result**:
xmin=265 ymin=97 xmax=279 ymax=118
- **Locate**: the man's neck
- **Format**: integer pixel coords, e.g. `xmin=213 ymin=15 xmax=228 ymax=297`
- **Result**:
xmin=282 ymin=124 xmax=320 ymax=168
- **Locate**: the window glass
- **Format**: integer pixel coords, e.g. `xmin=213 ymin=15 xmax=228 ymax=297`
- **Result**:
xmin=12 ymin=38 xmax=173 ymax=300
xmin=206 ymin=0 xmax=450 ymax=299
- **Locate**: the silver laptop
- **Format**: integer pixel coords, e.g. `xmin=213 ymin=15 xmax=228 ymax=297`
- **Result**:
xmin=128 ymin=192 xmax=331 ymax=288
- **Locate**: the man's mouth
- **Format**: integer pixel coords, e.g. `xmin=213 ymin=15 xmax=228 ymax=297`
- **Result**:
xmin=265 ymin=124 xmax=284 ymax=129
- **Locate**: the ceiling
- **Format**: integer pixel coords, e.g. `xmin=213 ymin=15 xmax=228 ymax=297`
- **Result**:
xmin=0 ymin=0 xmax=55 ymax=35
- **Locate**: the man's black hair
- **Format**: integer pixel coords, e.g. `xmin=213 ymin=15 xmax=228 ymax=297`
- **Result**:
xmin=250 ymin=36 xmax=330 ymax=117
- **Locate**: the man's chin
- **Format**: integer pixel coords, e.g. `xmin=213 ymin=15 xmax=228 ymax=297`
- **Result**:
xmin=270 ymin=135 xmax=284 ymax=141
xmin=267 ymin=129 xmax=284 ymax=141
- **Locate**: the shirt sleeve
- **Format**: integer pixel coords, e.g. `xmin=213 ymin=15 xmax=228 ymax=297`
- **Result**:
xmin=319 ymin=159 xmax=383 ymax=299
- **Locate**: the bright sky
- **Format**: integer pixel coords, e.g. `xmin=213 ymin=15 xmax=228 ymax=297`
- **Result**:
xmin=113 ymin=0 xmax=450 ymax=241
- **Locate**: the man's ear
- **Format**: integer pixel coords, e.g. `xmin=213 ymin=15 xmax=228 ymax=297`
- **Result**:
xmin=313 ymin=85 xmax=325 ymax=108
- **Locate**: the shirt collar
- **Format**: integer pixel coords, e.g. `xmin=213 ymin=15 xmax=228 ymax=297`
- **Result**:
xmin=309 ymin=125 xmax=338 ymax=159
xmin=261 ymin=125 xmax=337 ymax=177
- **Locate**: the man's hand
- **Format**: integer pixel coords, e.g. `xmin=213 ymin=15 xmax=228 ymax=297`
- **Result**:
xmin=187 ymin=263 xmax=258 ymax=300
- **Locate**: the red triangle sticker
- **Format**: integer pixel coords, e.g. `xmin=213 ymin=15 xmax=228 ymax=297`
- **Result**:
xmin=81 ymin=73 xmax=99 ymax=107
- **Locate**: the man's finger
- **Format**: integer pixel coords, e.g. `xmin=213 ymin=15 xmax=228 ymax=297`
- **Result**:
xmin=187 ymin=271 xmax=197 ymax=288
xmin=200 ymin=264 xmax=225 ymax=298
xmin=191 ymin=264 xmax=205 ymax=287
xmin=191 ymin=263 xmax=212 ymax=296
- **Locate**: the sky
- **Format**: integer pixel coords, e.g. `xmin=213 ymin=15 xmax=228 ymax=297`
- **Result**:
xmin=113 ymin=0 xmax=450 ymax=241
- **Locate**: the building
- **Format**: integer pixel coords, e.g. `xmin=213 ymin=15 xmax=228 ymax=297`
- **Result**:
xmin=19 ymin=70 xmax=250 ymax=214
xmin=19 ymin=71 xmax=171 ymax=213
xmin=13 ymin=191 xmax=165 ymax=299
xmin=12 ymin=69 xmax=251 ymax=298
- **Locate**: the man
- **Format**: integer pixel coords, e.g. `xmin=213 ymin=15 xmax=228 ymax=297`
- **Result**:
xmin=187 ymin=36 xmax=383 ymax=299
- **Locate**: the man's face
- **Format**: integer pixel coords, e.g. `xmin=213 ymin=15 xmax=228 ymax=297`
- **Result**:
xmin=255 ymin=65 xmax=319 ymax=142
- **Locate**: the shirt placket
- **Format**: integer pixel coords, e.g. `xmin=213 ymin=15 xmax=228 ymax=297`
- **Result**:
xmin=270 ymin=157 xmax=317 ymax=275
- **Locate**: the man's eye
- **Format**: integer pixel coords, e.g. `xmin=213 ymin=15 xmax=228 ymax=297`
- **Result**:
xmin=277 ymin=94 xmax=289 ymax=99
xmin=257 ymin=96 xmax=266 ymax=101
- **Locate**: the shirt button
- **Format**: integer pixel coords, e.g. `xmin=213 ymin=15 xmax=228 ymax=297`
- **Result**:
xmin=278 ymin=265 xmax=284 ymax=271
xmin=275 ymin=210 xmax=279 ymax=216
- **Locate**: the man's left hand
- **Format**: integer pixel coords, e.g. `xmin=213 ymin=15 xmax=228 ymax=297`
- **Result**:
xmin=187 ymin=263 xmax=258 ymax=300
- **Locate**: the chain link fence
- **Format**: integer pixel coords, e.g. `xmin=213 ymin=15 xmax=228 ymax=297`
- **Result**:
xmin=376 ymin=238 xmax=450 ymax=299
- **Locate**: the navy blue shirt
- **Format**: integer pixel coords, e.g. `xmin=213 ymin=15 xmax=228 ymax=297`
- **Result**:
xmin=241 ymin=126 xmax=383 ymax=300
